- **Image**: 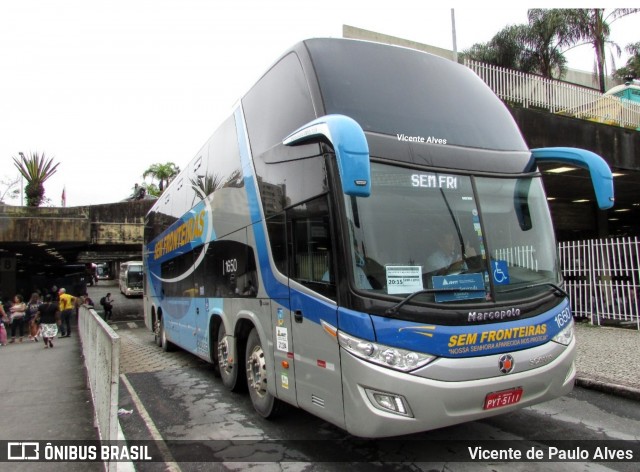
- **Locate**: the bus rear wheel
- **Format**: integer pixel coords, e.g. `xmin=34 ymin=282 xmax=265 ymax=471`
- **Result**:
xmin=245 ymin=328 xmax=283 ymax=418
xmin=154 ymin=316 xmax=162 ymax=347
xmin=160 ymin=317 xmax=174 ymax=352
xmin=217 ymin=323 xmax=242 ymax=392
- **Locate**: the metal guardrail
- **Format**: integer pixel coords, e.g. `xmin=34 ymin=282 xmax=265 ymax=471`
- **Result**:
xmin=466 ymin=59 xmax=640 ymax=130
xmin=559 ymin=237 xmax=640 ymax=330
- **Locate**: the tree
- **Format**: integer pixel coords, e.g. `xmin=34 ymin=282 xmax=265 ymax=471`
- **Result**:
xmin=463 ymin=10 xmax=573 ymax=80
xmin=462 ymin=24 xmax=531 ymax=71
xmin=615 ymin=42 xmax=640 ymax=80
xmin=12 ymin=151 xmax=60 ymax=207
xmin=142 ymin=162 xmax=180 ymax=193
xmin=0 ymin=175 xmax=21 ymax=204
xmin=520 ymin=9 xmax=572 ymax=80
xmin=563 ymin=9 xmax=639 ymax=92
xmin=139 ymin=182 xmax=160 ymax=198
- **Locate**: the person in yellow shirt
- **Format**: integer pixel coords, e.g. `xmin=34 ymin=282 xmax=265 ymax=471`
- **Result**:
xmin=58 ymin=288 xmax=76 ymax=337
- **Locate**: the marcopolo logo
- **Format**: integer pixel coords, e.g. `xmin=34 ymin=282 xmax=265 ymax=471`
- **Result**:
xmin=468 ymin=307 xmax=521 ymax=322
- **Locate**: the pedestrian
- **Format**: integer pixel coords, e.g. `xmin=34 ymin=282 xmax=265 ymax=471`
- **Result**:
xmin=36 ymin=294 xmax=60 ymax=348
xmin=57 ymin=288 xmax=76 ymax=338
xmin=100 ymin=293 xmax=114 ymax=321
xmin=8 ymin=294 xmax=27 ymax=343
xmin=0 ymin=301 xmax=9 ymax=346
xmin=25 ymin=292 xmax=41 ymax=342
xmin=83 ymin=293 xmax=94 ymax=308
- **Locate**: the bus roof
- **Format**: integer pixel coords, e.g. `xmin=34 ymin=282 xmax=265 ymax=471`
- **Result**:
xmin=302 ymin=38 xmax=528 ymax=153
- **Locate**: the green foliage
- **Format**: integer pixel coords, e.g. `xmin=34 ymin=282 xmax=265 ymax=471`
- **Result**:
xmin=615 ymin=42 xmax=640 ymax=80
xmin=12 ymin=151 xmax=59 ymax=207
xmin=562 ymin=8 xmax=639 ymax=92
xmin=140 ymin=182 xmax=160 ymax=197
xmin=462 ymin=8 xmax=639 ymax=87
xmin=462 ymin=10 xmax=571 ymax=79
xmin=142 ymin=162 xmax=180 ymax=193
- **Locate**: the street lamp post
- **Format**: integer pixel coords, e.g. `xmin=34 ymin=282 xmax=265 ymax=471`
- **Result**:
xmin=18 ymin=151 xmax=25 ymax=206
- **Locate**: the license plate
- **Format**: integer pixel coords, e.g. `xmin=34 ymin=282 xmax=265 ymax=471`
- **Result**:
xmin=483 ymin=387 xmax=523 ymax=410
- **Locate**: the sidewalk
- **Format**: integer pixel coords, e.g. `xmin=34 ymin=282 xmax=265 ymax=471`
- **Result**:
xmin=574 ymin=320 xmax=640 ymax=400
xmin=0 ymin=323 xmax=102 ymax=471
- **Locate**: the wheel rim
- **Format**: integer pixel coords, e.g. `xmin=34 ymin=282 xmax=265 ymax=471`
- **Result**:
xmin=218 ymin=337 xmax=230 ymax=372
xmin=246 ymin=345 xmax=268 ymax=398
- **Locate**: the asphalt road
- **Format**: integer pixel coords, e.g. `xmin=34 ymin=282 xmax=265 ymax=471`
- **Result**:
xmin=86 ymin=279 xmax=143 ymax=323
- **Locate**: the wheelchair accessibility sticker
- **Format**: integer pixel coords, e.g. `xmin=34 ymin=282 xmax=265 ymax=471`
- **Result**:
xmin=492 ymin=260 xmax=510 ymax=285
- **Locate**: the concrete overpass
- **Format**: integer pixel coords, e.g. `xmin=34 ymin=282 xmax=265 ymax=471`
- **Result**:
xmin=0 ymin=199 xmax=155 ymax=297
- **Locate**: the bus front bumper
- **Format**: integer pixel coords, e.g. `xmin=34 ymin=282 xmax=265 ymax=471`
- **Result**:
xmin=340 ymin=339 xmax=576 ymax=438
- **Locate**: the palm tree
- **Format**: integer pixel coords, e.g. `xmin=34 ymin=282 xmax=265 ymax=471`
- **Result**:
xmin=463 ymin=24 xmax=531 ymax=71
xmin=463 ymin=11 xmax=572 ymax=80
xmin=521 ymin=9 xmax=572 ymax=80
xmin=563 ymin=9 xmax=640 ymax=92
xmin=190 ymin=172 xmax=224 ymax=199
xmin=12 ymin=151 xmax=60 ymax=207
xmin=615 ymin=42 xmax=640 ymax=81
xmin=142 ymin=162 xmax=180 ymax=193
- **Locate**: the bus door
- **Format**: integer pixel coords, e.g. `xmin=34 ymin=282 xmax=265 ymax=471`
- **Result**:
xmin=287 ymin=196 xmax=345 ymax=428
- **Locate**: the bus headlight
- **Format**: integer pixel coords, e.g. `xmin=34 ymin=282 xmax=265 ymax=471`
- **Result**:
xmin=551 ymin=319 xmax=574 ymax=346
xmin=337 ymin=331 xmax=435 ymax=372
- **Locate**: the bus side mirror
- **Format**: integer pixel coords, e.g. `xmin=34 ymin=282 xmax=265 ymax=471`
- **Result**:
xmin=283 ymin=114 xmax=371 ymax=197
xmin=531 ymin=147 xmax=615 ymax=210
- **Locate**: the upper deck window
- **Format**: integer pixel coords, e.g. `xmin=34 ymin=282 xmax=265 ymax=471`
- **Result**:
xmin=242 ymin=52 xmax=316 ymax=157
xmin=306 ymin=39 xmax=528 ymax=152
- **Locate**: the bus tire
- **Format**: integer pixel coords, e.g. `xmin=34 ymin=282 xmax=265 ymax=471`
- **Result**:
xmin=154 ymin=316 xmax=162 ymax=347
xmin=210 ymin=320 xmax=221 ymax=378
xmin=217 ymin=323 xmax=242 ymax=392
xmin=245 ymin=327 xmax=284 ymax=418
xmin=160 ymin=317 xmax=174 ymax=352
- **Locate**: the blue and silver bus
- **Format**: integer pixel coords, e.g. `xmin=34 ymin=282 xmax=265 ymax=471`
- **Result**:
xmin=143 ymin=38 xmax=613 ymax=437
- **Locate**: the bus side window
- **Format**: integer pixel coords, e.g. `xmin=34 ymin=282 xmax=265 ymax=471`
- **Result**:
xmin=287 ymin=196 xmax=336 ymax=301
xmin=266 ymin=213 xmax=288 ymax=276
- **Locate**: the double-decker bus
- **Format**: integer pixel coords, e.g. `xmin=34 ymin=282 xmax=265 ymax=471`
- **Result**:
xmin=119 ymin=261 xmax=143 ymax=297
xmin=143 ymin=38 xmax=613 ymax=437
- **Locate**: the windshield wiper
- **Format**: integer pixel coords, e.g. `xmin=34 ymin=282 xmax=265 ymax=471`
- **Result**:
xmin=385 ymin=287 xmax=484 ymax=316
xmin=498 ymin=282 xmax=568 ymax=298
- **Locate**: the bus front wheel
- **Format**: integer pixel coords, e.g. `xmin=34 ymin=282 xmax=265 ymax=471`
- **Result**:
xmin=245 ymin=328 xmax=283 ymax=418
xmin=217 ymin=324 xmax=242 ymax=392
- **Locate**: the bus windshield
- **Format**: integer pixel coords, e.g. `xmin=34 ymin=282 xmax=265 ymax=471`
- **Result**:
xmin=127 ymin=265 xmax=143 ymax=287
xmin=344 ymin=162 xmax=559 ymax=305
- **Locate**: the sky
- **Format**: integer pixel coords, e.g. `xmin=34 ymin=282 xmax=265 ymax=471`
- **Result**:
xmin=1 ymin=1 xmax=638 ymax=207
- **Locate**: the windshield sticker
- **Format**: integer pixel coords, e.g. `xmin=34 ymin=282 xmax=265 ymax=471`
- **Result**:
xmin=386 ymin=265 xmax=424 ymax=294
xmin=397 ymin=134 xmax=447 ymax=145
xmin=432 ymin=273 xmax=485 ymax=303
xmin=492 ymin=260 xmax=510 ymax=285
xmin=472 ymin=210 xmax=486 ymax=257
xmin=411 ymin=173 xmax=458 ymax=189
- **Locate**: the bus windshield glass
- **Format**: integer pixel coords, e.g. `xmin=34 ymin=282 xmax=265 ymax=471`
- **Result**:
xmin=344 ymin=162 xmax=559 ymax=304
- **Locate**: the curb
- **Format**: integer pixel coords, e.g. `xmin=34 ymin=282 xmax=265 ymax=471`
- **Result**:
xmin=575 ymin=376 xmax=640 ymax=402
